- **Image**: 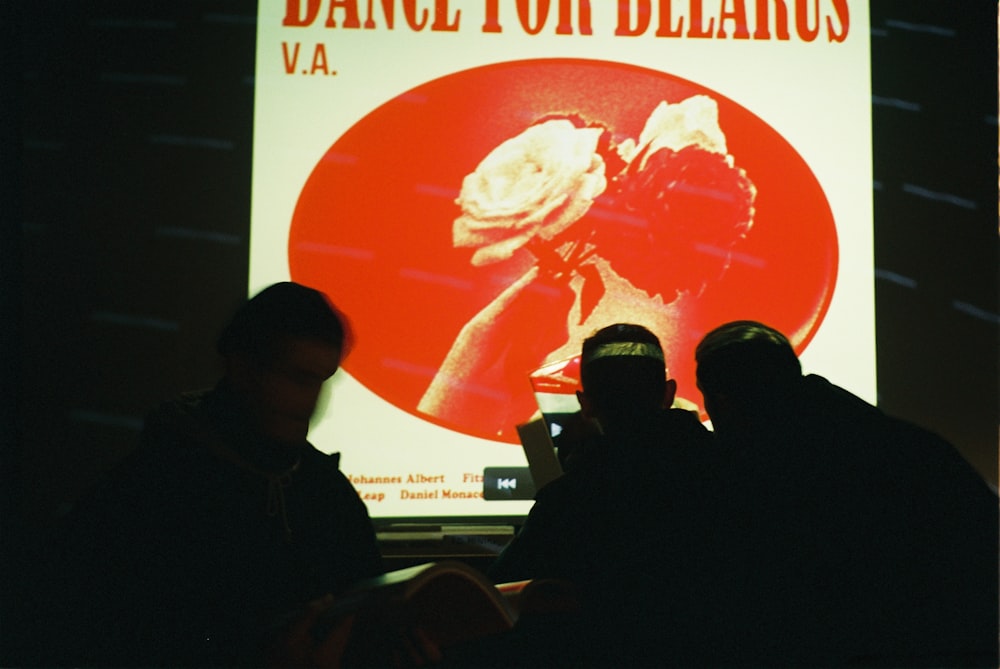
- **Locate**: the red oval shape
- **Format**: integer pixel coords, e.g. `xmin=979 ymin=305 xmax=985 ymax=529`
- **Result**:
xmin=289 ymin=58 xmax=837 ymax=443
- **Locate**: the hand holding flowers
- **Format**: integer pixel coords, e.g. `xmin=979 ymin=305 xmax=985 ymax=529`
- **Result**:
xmin=421 ymin=96 xmax=757 ymax=433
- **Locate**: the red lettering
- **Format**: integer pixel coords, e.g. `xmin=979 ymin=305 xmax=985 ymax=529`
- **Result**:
xmin=516 ymin=0 xmax=551 ymax=35
xmin=556 ymin=0 xmax=592 ymax=35
xmin=402 ymin=0 xmax=428 ymax=30
xmin=283 ymin=0 xmax=321 ymax=26
xmin=325 ymin=0 xmax=362 ymax=28
xmin=717 ymin=0 xmax=750 ymax=38
xmin=356 ymin=0 xmax=459 ymax=30
xmin=753 ymin=0 xmax=790 ymax=40
xmin=827 ymin=0 xmax=849 ymax=42
xmin=363 ymin=0 xmax=395 ymax=29
xmin=654 ymin=0 xmax=683 ymax=37
xmin=615 ymin=0 xmax=651 ymax=36
xmin=431 ymin=0 xmax=460 ymax=31
xmin=282 ymin=0 xmax=844 ymax=41
xmin=794 ymin=0 xmax=819 ymax=41
xmin=483 ymin=0 xmax=502 ymax=32
xmin=281 ymin=41 xmax=301 ymax=73
xmin=687 ymin=0 xmax=714 ymax=37
xmin=311 ymin=43 xmax=330 ymax=73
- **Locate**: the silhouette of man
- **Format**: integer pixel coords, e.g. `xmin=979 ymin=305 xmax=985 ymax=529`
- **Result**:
xmin=56 ymin=282 xmax=383 ymax=667
xmin=695 ymin=320 xmax=999 ymax=667
xmin=484 ymin=324 xmax=731 ymax=666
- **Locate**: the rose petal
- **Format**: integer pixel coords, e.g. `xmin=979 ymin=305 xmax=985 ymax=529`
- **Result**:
xmin=470 ymin=230 xmax=536 ymax=266
xmin=451 ymin=119 xmax=607 ymax=263
xmin=633 ymin=96 xmax=727 ymax=170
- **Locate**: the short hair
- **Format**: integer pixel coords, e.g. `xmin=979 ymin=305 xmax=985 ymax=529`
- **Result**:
xmin=694 ymin=320 xmax=801 ymax=397
xmin=580 ymin=323 xmax=667 ymax=417
xmin=216 ymin=282 xmax=351 ymax=365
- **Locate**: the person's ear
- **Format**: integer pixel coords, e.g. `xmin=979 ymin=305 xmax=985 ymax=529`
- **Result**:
xmin=576 ymin=389 xmax=594 ymax=420
xmin=663 ymin=378 xmax=678 ymax=408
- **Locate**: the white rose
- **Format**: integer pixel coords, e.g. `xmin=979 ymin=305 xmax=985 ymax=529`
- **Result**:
xmin=624 ymin=95 xmax=728 ymax=170
xmin=453 ymin=119 xmax=607 ymax=266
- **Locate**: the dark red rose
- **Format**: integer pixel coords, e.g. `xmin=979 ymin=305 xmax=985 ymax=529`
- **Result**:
xmin=593 ymin=145 xmax=756 ymax=300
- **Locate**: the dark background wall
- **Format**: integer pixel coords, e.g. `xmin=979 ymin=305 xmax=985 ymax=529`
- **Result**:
xmin=5 ymin=1 xmax=998 ymax=544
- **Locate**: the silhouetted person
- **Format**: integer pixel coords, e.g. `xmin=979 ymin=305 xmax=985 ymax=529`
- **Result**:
xmin=695 ymin=320 xmax=999 ymax=667
xmin=483 ymin=324 xmax=734 ymax=666
xmin=53 ymin=282 xmax=383 ymax=667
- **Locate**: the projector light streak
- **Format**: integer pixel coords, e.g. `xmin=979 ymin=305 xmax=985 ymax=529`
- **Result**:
xmin=380 ymin=357 xmax=441 ymax=380
xmin=293 ymin=242 xmax=374 ymax=260
xmin=694 ymin=243 xmax=766 ymax=269
xmin=874 ymin=268 xmax=917 ymax=289
xmin=323 ymin=152 xmax=358 ymax=165
xmin=884 ymin=19 xmax=956 ymax=38
xmin=414 ymin=183 xmax=460 ymax=199
xmin=586 ymin=207 xmax=648 ymax=229
xmin=902 ymin=184 xmax=977 ymax=210
xmin=398 ymin=268 xmax=474 ymax=291
xmin=727 ymin=249 xmax=767 ymax=269
xmin=155 ymin=226 xmax=242 ymax=245
xmin=951 ymin=301 xmax=1000 ymax=325
xmin=871 ymin=96 xmax=921 ymax=112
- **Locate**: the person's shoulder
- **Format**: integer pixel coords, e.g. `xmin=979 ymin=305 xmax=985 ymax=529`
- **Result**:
xmin=297 ymin=446 xmax=367 ymax=498
xmin=800 ymin=374 xmax=877 ymax=412
xmin=534 ymin=460 xmax=603 ymax=508
xmin=662 ymin=407 xmax=712 ymax=438
xmin=66 ymin=392 xmax=214 ymax=521
xmin=124 ymin=393 xmax=220 ymax=475
xmin=140 ymin=389 xmax=214 ymax=445
xmin=787 ymin=374 xmax=886 ymax=434
xmin=535 ymin=468 xmax=581 ymax=498
xmin=299 ymin=444 xmax=344 ymax=471
xmin=881 ymin=413 xmax=991 ymax=484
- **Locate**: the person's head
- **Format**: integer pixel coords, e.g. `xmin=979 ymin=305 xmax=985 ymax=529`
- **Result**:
xmin=577 ymin=323 xmax=676 ymax=432
xmin=694 ymin=320 xmax=801 ymax=434
xmin=217 ymin=282 xmax=351 ymax=444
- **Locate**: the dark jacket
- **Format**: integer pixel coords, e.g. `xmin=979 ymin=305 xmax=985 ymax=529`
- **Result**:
xmin=486 ymin=408 xmax=737 ymax=666
xmin=717 ymin=374 xmax=999 ymax=666
xmin=55 ymin=384 xmax=383 ymax=667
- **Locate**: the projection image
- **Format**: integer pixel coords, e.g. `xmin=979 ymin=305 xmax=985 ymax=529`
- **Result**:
xmin=251 ymin=1 xmax=873 ymax=521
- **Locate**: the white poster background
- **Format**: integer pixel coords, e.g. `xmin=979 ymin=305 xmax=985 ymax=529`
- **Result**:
xmin=251 ymin=1 xmax=874 ymax=520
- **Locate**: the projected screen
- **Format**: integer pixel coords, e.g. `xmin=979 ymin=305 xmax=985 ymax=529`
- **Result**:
xmin=250 ymin=1 xmax=875 ymax=522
